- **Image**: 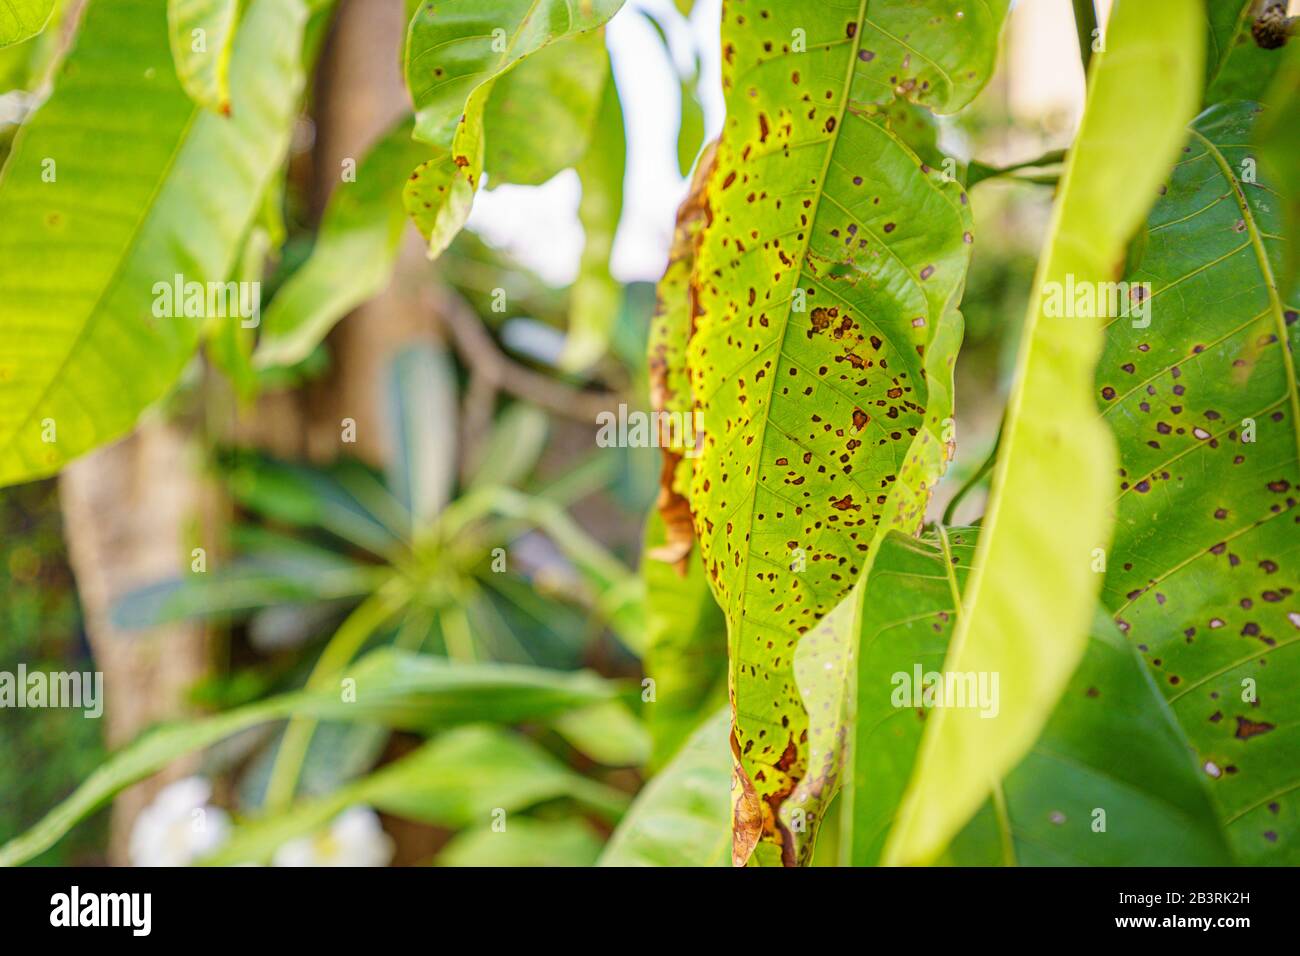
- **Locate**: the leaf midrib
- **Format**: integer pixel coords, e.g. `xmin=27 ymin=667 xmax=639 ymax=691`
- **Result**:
xmin=1188 ymin=126 xmax=1300 ymax=459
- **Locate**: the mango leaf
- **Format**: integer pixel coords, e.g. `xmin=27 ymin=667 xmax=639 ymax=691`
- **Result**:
xmin=219 ymin=452 xmax=407 ymax=558
xmin=0 ymin=649 xmax=619 ymax=866
xmin=598 ymin=707 xmax=730 ymax=867
xmin=687 ymin=0 xmax=1005 ymax=866
xmin=560 ymin=65 xmax=626 ymax=372
xmin=0 ymin=0 xmax=307 ymax=486
xmin=882 ymin=0 xmax=1204 ymax=866
xmin=437 ymin=818 xmax=604 ymax=866
xmin=1203 ymin=0 xmax=1292 ymax=105
xmin=849 ymin=529 xmax=1230 ymax=866
xmin=1096 ymin=100 xmax=1300 ymax=864
xmin=167 ymin=0 xmax=238 ymax=113
xmin=482 ymin=30 xmax=608 ymax=186
xmin=0 ymin=0 xmax=63 ymax=89
xmin=204 ymin=726 xmax=628 ymax=864
xmin=401 ymin=0 xmax=623 ymax=256
xmin=255 ymin=117 xmax=429 ymax=369
xmin=0 ymin=0 xmax=54 ymax=49
xmin=641 ymin=512 xmax=726 ymax=769
xmin=677 ymin=73 xmax=704 ymax=178
xmin=1256 ymin=43 xmax=1300 ymax=296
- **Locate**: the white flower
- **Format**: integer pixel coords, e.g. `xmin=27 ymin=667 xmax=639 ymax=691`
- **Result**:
xmin=128 ymin=776 xmax=231 ymax=867
xmin=273 ymin=806 xmax=394 ymax=867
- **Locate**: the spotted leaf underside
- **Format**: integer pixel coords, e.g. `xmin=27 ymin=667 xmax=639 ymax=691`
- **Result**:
xmin=1097 ymin=101 xmax=1300 ymax=864
xmin=686 ymin=0 xmax=1009 ymax=866
xmin=849 ymin=528 xmax=1229 ymax=867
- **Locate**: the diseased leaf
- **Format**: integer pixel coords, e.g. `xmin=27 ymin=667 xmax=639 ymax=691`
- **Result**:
xmin=401 ymin=0 xmax=624 ymax=256
xmin=1256 ymin=42 xmax=1300 ymax=296
xmin=1097 ymin=100 xmax=1300 ymax=864
xmin=255 ymin=117 xmax=429 ymax=369
xmin=850 ymin=528 xmax=1230 ymax=867
xmin=0 ymin=0 xmax=308 ymax=486
xmin=598 ymin=707 xmax=730 ymax=867
xmin=883 ymin=0 xmax=1204 ymax=866
xmin=677 ymin=74 xmax=705 ymax=178
xmin=0 ymin=0 xmax=54 ymax=49
xmin=167 ymin=0 xmax=239 ymax=113
xmin=688 ymin=0 xmax=1003 ymax=866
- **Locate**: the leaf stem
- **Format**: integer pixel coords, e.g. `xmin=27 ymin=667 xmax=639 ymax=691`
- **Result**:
xmin=1072 ymin=0 xmax=1099 ymax=74
xmin=941 ymin=416 xmax=1005 ymax=527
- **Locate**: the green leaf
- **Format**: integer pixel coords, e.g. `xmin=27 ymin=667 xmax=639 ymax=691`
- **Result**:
xmin=0 ymin=649 xmax=618 ymax=865
xmin=598 ymin=707 xmax=730 ymax=867
xmin=111 ymin=522 xmax=387 ymax=630
xmin=0 ymin=0 xmax=54 ymax=49
xmin=560 ymin=65 xmax=626 ymax=372
xmin=0 ymin=0 xmax=64 ymax=89
xmin=0 ymin=0 xmax=308 ymax=486
xmin=205 ymin=726 xmax=628 ymax=864
xmin=167 ymin=0 xmax=238 ymax=113
xmin=482 ymin=30 xmax=608 ymax=186
xmin=385 ymin=343 xmax=458 ymax=536
xmin=641 ymin=511 xmax=726 ymax=769
xmin=882 ymin=0 xmax=1204 ymax=866
xmin=401 ymin=0 xmax=624 ymax=256
xmin=687 ymin=0 xmax=1004 ymax=866
xmin=677 ymin=75 xmax=705 ymax=178
xmin=1096 ymin=100 xmax=1300 ymax=864
xmin=1257 ymin=43 xmax=1300 ymax=296
xmin=255 ymin=117 xmax=430 ymax=369
xmin=552 ymin=701 xmax=651 ymax=767
xmin=437 ymin=818 xmax=604 ymax=866
xmin=849 ymin=528 xmax=1230 ymax=866
xmin=220 ymin=452 xmax=407 ymax=558
xmin=1203 ymin=0 xmax=1292 ymax=105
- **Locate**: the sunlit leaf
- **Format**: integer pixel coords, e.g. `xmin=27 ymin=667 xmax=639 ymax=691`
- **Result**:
xmin=0 ymin=0 xmax=308 ymax=486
